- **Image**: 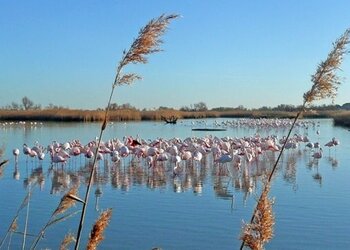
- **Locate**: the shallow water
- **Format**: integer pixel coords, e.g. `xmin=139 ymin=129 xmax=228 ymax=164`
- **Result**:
xmin=0 ymin=118 xmax=349 ymax=249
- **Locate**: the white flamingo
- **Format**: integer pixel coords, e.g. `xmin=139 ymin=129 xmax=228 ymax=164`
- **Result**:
xmin=13 ymin=148 xmax=20 ymax=163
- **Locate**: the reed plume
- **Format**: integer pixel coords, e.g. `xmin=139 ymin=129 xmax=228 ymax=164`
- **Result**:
xmin=304 ymin=28 xmax=350 ymax=104
xmin=86 ymin=208 xmax=112 ymax=250
xmin=240 ymin=28 xmax=349 ymax=249
xmin=74 ymin=14 xmax=178 ymax=250
xmin=31 ymin=186 xmax=80 ymax=249
xmin=241 ymin=184 xmax=275 ymax=250
xmin=53 ymin=186 xmax=79 ymax=216
xmin=60 ymin=233 xmax=76 ymax=250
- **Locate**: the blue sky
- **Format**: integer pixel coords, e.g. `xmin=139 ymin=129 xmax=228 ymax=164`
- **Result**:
xmin=1 ymin=1 xmax=349 ymax=110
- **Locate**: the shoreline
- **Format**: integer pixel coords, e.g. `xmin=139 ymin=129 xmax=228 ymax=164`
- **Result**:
xmin=0 ymin=109 xmax=349 ymax=128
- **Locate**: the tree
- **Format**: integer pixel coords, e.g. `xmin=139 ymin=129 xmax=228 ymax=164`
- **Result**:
xmin=194 ymin=102 xmax=208 ymax=111
xmin=22 ymin=96 xmax=34 ymax=110
xmin=342 ymin=103 xmax=350 ymax=110
xmin=180 ymin=105 xmax=190 ymax=111
xmin=109 ymin=103 xmax=119 ymax=110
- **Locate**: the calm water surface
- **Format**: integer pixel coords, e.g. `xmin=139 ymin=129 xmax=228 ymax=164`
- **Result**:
xmin=0 ymin=118 xmax=349 ymax=249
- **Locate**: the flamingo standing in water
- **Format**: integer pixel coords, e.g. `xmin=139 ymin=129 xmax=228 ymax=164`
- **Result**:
xmin=332 ymin=137 xmax=340 ymax=153
xmin=13 ymin=148 xmax=20 ymax=163
xmin=312 ymin=148 xmax=323 ymax=160
xmin=23 ymin=143 xmax=32 ymax=162
xmin=324 ymin=140 xmax=334 ymax=155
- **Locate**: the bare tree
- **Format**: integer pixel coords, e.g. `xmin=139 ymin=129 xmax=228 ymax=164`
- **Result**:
xmin=22 ymin=96 xmax=34 ymax=110
xmin=194 ymin=102 xmax=208 ymax=111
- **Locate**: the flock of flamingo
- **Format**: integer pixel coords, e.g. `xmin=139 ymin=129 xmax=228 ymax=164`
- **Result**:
xmin=11 ymin=121 xmax=340 ymax=176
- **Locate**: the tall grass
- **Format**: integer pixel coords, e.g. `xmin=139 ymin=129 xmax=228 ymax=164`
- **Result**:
xmin=332 ymin=111 xmax=350 ymax=127
xmin=1 ymin=109 xmax=344 ymax=123
xmin=240 ymin=28 xmax=350 ymax=250
xmin=74 ymin=14 xmax=179 ymax=250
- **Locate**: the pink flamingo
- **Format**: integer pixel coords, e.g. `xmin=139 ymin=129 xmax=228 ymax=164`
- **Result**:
xmin=312 ymin=148 xmax=323 ymax=159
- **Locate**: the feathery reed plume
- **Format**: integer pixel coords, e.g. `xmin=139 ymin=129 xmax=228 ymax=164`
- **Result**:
xmin=304 ymin=29 xmax=350 ymax=104
xmin=53 ymin=186 xmax=79 ymax=216
xmin=87 ymin=208 xmax=112 ymax=250
xmin=60 ymin=233 xmax=76 ymax=250
xmin=240 ymin=28 xmax=349 ymax=250
xmin=240 ymin=184 xmax=275 ymax=250
xmin=74 ymin=14 xmax=178 ymax=250
xmin=31 ymin=186 xmax=80 ymax=249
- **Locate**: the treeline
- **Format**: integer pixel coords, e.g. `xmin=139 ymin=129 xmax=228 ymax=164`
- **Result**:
xmin=2 ymin=97 xmax=67 ymax=110
xmin=2 ymin=97 xmax=350 ymax=112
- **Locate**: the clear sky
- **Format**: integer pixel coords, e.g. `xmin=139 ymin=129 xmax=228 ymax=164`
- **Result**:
xmin=1 ymin=0 xmax=349 ymax=110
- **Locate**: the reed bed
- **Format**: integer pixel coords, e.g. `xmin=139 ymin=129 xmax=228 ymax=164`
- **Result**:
xmin=1 ymin=109 xmax=345 ymax=123
xmin=332 ymin=110 xmax=350 ymax=127
xmin=0 ymin=109 xmax=104 ymax=122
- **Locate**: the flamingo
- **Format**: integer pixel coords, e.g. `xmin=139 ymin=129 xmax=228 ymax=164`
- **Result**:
xmin=215 ymin=154 xmax=232 ymax=164
xmin=312 ymin=148 xmax=323 ymax=160
xmin=332 ymin=137 xmax=340 ymax=146
xmin=52 ymin=154 xmax=67 ymax=164
xmin=13 ymin=148 xmax=20 ymax=163
xmin=305 ymin=142 xmax=314 ymax=150
xmin=324 ymin=140 xmax=334 ymax=154
xmin=85 ymin=149 xmax=94 ymax=159
xmin=146 ymin=155 xmax=154 ymax=168
xmin=181 ymin=151 xmax=192 ymax=161
xmin=111 ymin=151 xmax=120 ymax=163
xmin=38 ymin=151 xmax=45 ymax=161
xmin=193 ymin=151 xmax=203 ymax=163
xmin=23 ymin=143 xmax=32 ymax=161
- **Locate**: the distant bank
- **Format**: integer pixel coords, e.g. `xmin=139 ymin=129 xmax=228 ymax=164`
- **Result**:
xmin=0 ymin=109 xmax=349 ymax=128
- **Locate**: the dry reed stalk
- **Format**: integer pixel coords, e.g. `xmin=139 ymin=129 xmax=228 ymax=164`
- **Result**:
xmin=5 ymin=218 xmax=19 ymax=250
xmin=0 ymin=191 xmax=31 ymax=249
xmin=240 ymin=28 xmax=349 ymax=250
xmin=60 ymin=233 xmax=76 ymax=250
xmin=0 ymin=159 xmax=9 ymax=168
xmin=74 ymin=14 xmax=178 ymax=250
xmin=86 ymin=208 xmax=112 ymax=250
xmin=22 ymin=184 xmax=33 ymax=250
xmin=10 ymin=218 xmax=18 ymax=232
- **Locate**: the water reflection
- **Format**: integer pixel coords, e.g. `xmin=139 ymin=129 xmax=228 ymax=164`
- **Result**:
xmin=15 ymin=144 xmax=339 ymax=207
xmin=23 ymin=166 xmax=45 ymax=190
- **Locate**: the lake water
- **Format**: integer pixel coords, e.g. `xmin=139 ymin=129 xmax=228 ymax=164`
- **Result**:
xmin=0 ymin=118 xmax=349 ymax=249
